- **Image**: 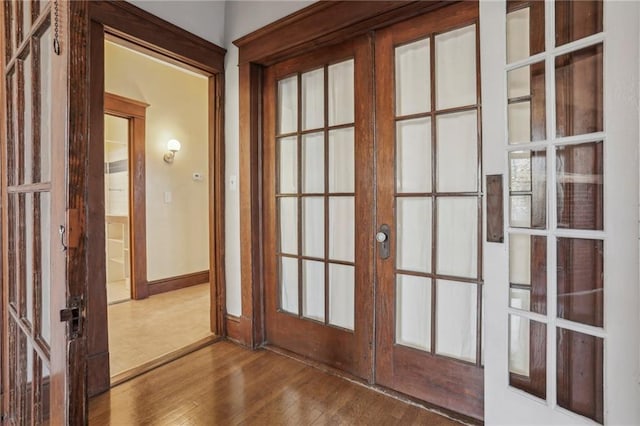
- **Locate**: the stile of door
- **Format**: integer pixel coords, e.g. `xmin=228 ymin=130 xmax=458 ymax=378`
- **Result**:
xmin=374 ymin=2 xmax=485 ymax=420
xmin=1 ymin=1 xmax=69 ymax=424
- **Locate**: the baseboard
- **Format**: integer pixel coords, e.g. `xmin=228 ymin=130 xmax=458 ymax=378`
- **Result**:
xmin=87 ymin=350 xmax=111 ymax=397
xmin=147 ymin=270 xmax=209 ymax=296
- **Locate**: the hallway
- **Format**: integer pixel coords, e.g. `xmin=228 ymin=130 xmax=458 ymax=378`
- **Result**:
xmin=89 ymin=341 xmax=462 ymax=425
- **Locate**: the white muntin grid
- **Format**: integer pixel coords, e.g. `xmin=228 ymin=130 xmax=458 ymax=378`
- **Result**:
xmin=503 ymin=0 xmax=606 ymax=422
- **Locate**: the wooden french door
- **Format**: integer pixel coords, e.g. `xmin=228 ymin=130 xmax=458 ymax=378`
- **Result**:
xmin=2 ymin=1 xmax=75 ymax=424
xmin=263 ymin=36 xmax=374 ymax=380
xmin=263 ymin=2 xmax=483 ymax=417
xmin=374 ymin=2 xmax=483 ymax=420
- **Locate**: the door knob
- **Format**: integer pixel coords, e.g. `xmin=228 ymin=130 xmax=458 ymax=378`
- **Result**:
xmin=376 ymin=225 xmax=390 ymax=260
xmin=376 ymin=232 xmax=388 ymax=243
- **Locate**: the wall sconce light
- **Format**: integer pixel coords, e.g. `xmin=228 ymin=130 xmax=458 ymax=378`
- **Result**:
xmin=163 ymin=139 xmax=181 ymax=163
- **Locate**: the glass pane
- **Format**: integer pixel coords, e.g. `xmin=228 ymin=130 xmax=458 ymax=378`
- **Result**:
xmin=557 ymin=328 xmax=604 ymax=423
xmin=24 ymin=53 xmax=34 ymax=184
xmin=328 ymin=127 xmax=354 ymax=193
xmin=557 ymin=238 xmax=603 ymax=327
xmin=39 ymin=359 xmax=50 ymax=424
xmin=302 ymin=68 xmax=324 ymax=130
xmin=278 ymin=136 xmax=297 ymax=194
xmin=395 ymin=38 xmax=431 ymax=116
xmin=556 ymin=142 xmax=603 ymax=230
xmin=302 ymin=197 xmax=324 ymax=258
xmin=25 ymin=193 xmax=34 ymax=325
xmin=396 ymin=275 xmax=431 ymax=351
xmin=506 ymin=4 xmax=545 ymax=63
xmin=302 ymin=132 xmax=324 ymax=193
xmin=302 ymin=260 xmax=324 ymax=321
xmin=39 ymin=26 xmax=52 ymax=182
xmin=436 ymin=111 xmax=477 ymax=192
xmin=509 ymin=234 xmax=546 ymax=314
xmin=435 ymin=25 xmax=476 ymax=110
xmin=329 ymin=263 xmax=354 ymax=330
xmin=509 ymin=315 xmax=546 ymax=400
xmin=329 ymin=197 xmax=354 ymax=262
xmin=278 ymin=76 xmax=297 ymax=134
xmin=396 ymin=117 xmax=431 ymax=193
xmin=328 ymin=59 xmax=354 ymax=126
xmin=507 ymin=63 xmax=546 ymax=144
xmin=9 ymin=194 xmax=17 ymax=307
xmin=278 ymin=198 xmax=297 ymax=255
xmin=509 ymin=150 xmax=546 ymax=229
xmin=40 ymin=192 xmax=51 ymax=345
xmin=436 ymin=197 xmax=477 ymax=278
xmin=436 ymin=280 xmax=477 ymax=362
xmin=22 ymin=1 xmax=31 ymax=37
xmin=556 ymin=44 xmax=603 ymax=137
xmin=25 ymin=341 xmax=34 ymax=425
xmin=5 ymin=1 xmax=14 ymax=59
xmin=555 ymin=0 xmax=603 ymax=47
xmin=7 ymin=68 xmax=17 ymax=186
xmin=279 ymin=257 xmax=298 ymax=315
xmin=397 ymin=197 xmax=431 ymax=273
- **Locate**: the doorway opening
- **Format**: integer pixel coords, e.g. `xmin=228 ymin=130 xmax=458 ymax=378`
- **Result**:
xmin=101 ymin=38 xmax=215 ymax=382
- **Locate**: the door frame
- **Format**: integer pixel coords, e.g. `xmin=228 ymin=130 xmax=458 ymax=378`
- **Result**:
xmin=80 ymin=2 xmax=227 ymax=396
xmin=234 ymin=0 xmax=452 ymax=348
xmin=104 ymin=92 xmax=148 ymax=301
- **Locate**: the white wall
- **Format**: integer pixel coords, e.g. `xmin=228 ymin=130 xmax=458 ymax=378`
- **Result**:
xmin=223 ymin=1 xmax=315 ymax=316
xmin=129 ymin=0 xmax=226 ymax=47
xmin=105 ymin=41 xmax=210 ymax=281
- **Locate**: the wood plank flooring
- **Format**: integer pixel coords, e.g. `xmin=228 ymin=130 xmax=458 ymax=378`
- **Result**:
xmin=89 ymin=341 xmax=462 ymax=425
xmin=108 ymin=283 xmax=212 ymax=376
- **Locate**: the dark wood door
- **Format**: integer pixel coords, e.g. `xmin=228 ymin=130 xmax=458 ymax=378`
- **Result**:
xmin=263 ymin=35 xmax=374 ymax=380
xmin=374 ymin=2 xmax=484 ymax=420
xmin=2 ymin=1 xmax=74 ymax=424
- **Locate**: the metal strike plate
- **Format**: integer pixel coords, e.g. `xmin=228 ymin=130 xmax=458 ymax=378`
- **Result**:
xmin=486 ymin=174 xmax=504 ymax=243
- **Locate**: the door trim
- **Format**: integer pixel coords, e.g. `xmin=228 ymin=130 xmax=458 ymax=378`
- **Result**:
xmin=234 ymin=0 xmax=451 ymax=348
xmin=104 ymin=92 xmax=149 ymax=301
xmin=83 ymin=2 xmax=227 ymax=396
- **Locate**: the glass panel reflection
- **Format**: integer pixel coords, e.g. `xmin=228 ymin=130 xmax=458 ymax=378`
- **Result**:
xmin=278 ymin=76 xmax=298 ymax=134
xmin=435 ymin=25 xmax=477 ymax=110
xmin=40 ymin=192 xmax=51 ymax=345
xmin=556 ymin=44 xmax=603 ymax=137
xmin=556 ymin=142 xmax=603 ymax=230
xmin=557 ymin=328 xmax=604 ymax=424
xmin=39 ymin=26 xmax=52 ymax=183
xmin=396 ymin=275 xmax=431 ymax=351
xmin=328 ymin=60 xmax=354 ymax=126
xmin=436 ymin=197 xmax=477 ymax=279
xmin=557 ymin=238 xmax=603 ymax=327
xmin=278 ymin=198 xmax=297 ymax=255
xmin=329 ymin=264 xmax=354 ymax=330
xmin=328 ymin=127 xmax=354 ymax=193
xmin=302 ymin=260 xmax=324 ymax=322
xmin=436 ymin=280 xmax=477 ymax=363
xmin=509 ymin=315 xmax=546 ymax=400
xmin=302 ymin=68 xmax=324 ymax=130
xmin=397 ymin=197 xmax=431 ymax=273
xmin=302 ymin=197 xmax=324 ymax=258
xmin=509 ymin=150 xmax=546 ymax=229
xmin=395 ymin=38 xmax=431 ymax=116
xmin=509 ymin=234 xmax=546 ymax=314
xmin=24 ymin=54 xmax=34 ymax=185
xmin=302 ymin=133 xmax=324 ymax=193
xmin=329 ymin=197 xmax=354 ymax=262
xmin=436 ymin=111 xmax=477 ymax=192
xmin=25 ymin=194 xmax=34 ymax=325
xmin=396 ymin=117 xmax=431 ymax=193
xmin=506 ymin=3 xmax=545 ymax=63
xmin=555 ymin=0 xmax=603 ymax=47
xmin=279 ymin=257 xmax=298 ymax=314
xmin=507 ymin=63 xmax=546 ymax=144
xmin=278 ymin=136 xmax=297 ymax=194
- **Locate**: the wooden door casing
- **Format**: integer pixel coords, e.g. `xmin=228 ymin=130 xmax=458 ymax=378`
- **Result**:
xmin=263 ymin=36 xmax=375 ymax=381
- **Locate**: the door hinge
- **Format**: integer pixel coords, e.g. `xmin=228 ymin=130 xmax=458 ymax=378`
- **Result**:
xmin=59 ymin=296 xmax=83 ymax=340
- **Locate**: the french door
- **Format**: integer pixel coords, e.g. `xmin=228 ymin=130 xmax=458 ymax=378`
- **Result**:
xmin=263 ymin=2 xmax=484 ymax=418
xmin=2 ymin=1 xmax=75 ymax=424
xmin=374 ymin=2 xmax=483 ymax=420
xmin=263 ymin=36 xmax=374 ymax=380
xmin=483 ymin=1 xmax=640 ymax=425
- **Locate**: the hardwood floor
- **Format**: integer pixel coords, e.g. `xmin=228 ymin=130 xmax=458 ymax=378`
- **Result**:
xmin=89 ymin=341 xmax=462 ymax=425
xmin=108 ymin=283 xmax=212 ymax=376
